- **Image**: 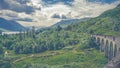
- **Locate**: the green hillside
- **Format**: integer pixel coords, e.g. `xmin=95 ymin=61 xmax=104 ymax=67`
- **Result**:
xmin=76 ymin=5 xmax=120 ymax=36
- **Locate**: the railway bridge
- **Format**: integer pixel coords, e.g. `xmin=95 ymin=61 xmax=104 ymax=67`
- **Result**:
xmin=91 ymin=35 xmax=120 ymax=68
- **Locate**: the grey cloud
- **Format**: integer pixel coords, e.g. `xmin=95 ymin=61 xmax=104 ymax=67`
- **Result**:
xmin=51 ymin=14 xmax=61 ymax=18
xmin=42 ymin=0 xmax=74 ymax=6
xmin=13 ymin=18 xmax=33 ymax=22
xmin=51 ymin=14 xmax=67 ymax=19
xmin=15 ymin=0 xmax=30 ymax=4
xmin=0 ymin=10 xmax=33 ymax=22
xmin=86 ymin=0 xmax=117 ymax=3
xmin=61 ymin=15 xmax=67 ymax=19
xmin=0 ymin=0 xmax=34 ymax=14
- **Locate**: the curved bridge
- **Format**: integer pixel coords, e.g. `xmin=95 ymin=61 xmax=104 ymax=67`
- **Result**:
xmin=91 ymin=35 xmax=120 ymax=68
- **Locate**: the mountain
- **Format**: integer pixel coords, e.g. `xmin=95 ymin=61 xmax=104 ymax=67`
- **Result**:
xmin=52 ymin=18 xmax=90 ymax=27
xmin=76 ymin=4 xmax=120 ymax=36
xmin=0 ymin=17 xmax=25 ymax=31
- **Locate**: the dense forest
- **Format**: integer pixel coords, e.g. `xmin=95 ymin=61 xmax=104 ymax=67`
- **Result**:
xmin=0 ymin=25 xmax=100 ymax=54
xmin=0 ymin=25 xmax=107 ymax=68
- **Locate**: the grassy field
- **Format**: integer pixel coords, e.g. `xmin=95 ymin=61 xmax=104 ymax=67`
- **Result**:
xmin=12 ymin=48 xmax=107 ymax=68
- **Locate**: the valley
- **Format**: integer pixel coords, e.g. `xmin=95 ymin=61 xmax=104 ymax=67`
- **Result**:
xmin=0 ymin=1 xmax=120 ymax=68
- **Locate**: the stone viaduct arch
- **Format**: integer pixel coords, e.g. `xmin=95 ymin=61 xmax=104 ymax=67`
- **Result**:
xmin=91 ymin=35 xmax=120 ymax=68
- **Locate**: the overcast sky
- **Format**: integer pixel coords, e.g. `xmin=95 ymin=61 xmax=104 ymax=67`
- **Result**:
xmin=0 ymin=0 xmax=119 ymax=27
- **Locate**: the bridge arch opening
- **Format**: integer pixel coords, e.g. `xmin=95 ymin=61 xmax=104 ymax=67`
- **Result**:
xmin=96 ymin=37 xmax=101 ymax=47
xmin=101 ymin=39 xmax=105 ymax=52
xmin=105 ymin=40 xmax=109 ymax=58
xmin=109 ymin=41 xmax=113 ymax=60
xmin=96 ymin=37 xmax=100 ymax=43
xmin=119 ymin=48 xmax=120 ymax=52
xmin=114 ymin=44 xmax=117 ymax=57
xmin=116 ymin=62 xmax=120 ymax=68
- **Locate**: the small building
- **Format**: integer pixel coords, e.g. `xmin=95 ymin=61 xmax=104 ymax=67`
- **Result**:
xmin=4 ymin=51 xmax=9 ymax=57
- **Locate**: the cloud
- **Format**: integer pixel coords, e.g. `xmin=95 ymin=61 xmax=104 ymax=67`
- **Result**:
xmin=51 ymin=13 xmax=67 ymax=19
xmin=86 ymin=0 xmax=117 ymax=3
xmin=51 ymin=14 xmax=61 ymax=19
xmin=70 ymin=0 xmax=118 ymax=18
xmin=0 ymin=10 xmax=33 ymax=22
xmin=13 ymin=18 xmax=33 ymax=22
xmin=61 ymin=15 xmax=67 ymax=19
xmin=0 ymin=0 xmax=119 ymax=27
xmin=0 ymin=0 xmax=34 ymax=14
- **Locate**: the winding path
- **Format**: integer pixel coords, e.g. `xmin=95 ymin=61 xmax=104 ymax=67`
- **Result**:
xmin=12 ymin=54 xmax=34 ymax=63
xmin=12 ymin=52 xmax=63 ymax=64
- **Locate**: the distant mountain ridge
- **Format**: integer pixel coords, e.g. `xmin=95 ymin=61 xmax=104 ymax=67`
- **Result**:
xmin=0 ymin=17 xmax=25 ymax=31
xmin=52 ymin=18 xmax=90 ymax=27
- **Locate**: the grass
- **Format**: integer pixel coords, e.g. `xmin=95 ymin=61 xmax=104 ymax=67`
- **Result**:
xmin=13 ymin=48 xmax=107 ymax=68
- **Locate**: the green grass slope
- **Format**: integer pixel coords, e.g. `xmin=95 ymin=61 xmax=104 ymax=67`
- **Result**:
xmin=76 ymin=5 xmax=120 ymax=36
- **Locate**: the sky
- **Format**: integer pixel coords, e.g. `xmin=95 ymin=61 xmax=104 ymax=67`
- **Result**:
xmin=0 ymin=0 xmax=120 ymax=27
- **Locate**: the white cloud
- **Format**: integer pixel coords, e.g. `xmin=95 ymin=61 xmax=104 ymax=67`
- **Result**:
xmin=71 ymin=0 xmax=118 ymax=18
xmin=0 ymin=0 xmax=119 ymax=27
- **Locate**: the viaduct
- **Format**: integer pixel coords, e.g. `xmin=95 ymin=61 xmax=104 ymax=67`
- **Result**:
xmin=91 ymin=35 xmax=120 ymax=68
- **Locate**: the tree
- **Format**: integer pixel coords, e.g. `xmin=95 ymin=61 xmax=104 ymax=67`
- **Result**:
xmin=31 ymin=26 xmax=36 ymax=38
xmin=113 ymin=22 xmax=120 ymax=31
xmin=19 ymin=31 xmax=23 ymax=40
xmin=0 ymin=46 xmax=3 ymax=54
xmin=0 ymin=60 xmax=12 ymax=68
xmin=56 ymin=25 xmax=62 ymax=31
xmin=65 ymin=25 xmax=72 ymax=30
xmin=88 ymin=37 xmax=99 ymax=49
xmin=0 ymin=30 xmax=2 ymax=34
xmin=88 ymin=30 xmax=94 ymax=34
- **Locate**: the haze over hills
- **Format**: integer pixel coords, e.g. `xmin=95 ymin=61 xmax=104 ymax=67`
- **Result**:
xmin=52 ymin=18 xmax=90 ymax=27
